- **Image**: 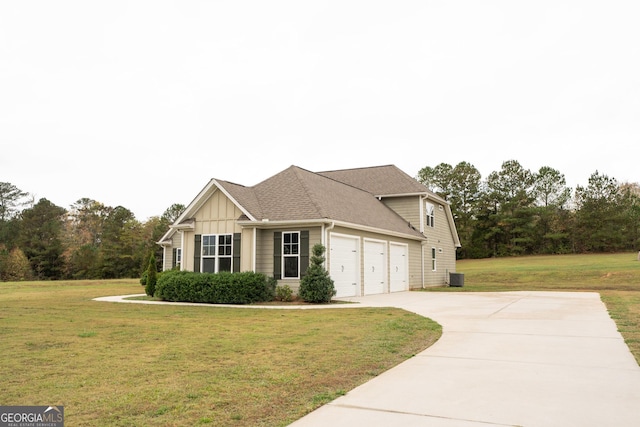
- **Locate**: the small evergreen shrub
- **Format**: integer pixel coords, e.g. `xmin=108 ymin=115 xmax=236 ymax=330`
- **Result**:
xmin=145 ymin=253 xmax=157 ymax=297
xmin=275 ymin=284 xmax=294 ymax=302
xmin=299 ymin=244 xmax=336 ymax=303
xmin=155 ymin=270 xmax=276 ymax=304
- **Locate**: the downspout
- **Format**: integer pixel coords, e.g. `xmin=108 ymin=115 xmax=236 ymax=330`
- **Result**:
xmin=252 ymin=227 xmax=257 ymax=271
xmin=421 ymin=240 xmax=429 ymax=289
xmin=420 ymin=194 xmax=428 ymax=289
xmin=324 ymin=221 xmax=335 ymax=270
xmin=179 ymin=230 xmax=185 ymax=271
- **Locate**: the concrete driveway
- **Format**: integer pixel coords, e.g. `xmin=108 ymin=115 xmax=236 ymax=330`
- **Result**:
xmin=289 ymin=291 xmax=640 ymax=427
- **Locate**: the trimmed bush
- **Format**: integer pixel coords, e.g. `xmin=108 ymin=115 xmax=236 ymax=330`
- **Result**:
xmin=299 ymin=244 xmax=336 ymax=303
xmin=156 ymin=270 xmax=276 ymax=304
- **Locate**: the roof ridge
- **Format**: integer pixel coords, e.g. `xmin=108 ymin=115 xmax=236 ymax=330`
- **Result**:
xmin=291 ymin=166 xmax=329 ymax=218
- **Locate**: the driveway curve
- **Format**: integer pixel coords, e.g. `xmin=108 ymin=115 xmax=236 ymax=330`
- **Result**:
xmin=290 ymin=291 xmax=640 ymax=427
xmin=96 ymin=291 xmax=640 ymax=426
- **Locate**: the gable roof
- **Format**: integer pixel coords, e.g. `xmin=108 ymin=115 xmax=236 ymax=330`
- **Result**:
xmin=225 ymin=166 xmax=425 ymax=238
xmin=160 ymin=164 xmax=457 ymax=244
xmin=318 ymin=164 xmax=445 ymax=201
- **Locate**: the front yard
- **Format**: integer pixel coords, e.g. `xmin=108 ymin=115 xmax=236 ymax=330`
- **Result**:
xmin=0 ymin=280 xmax=441 ymax=426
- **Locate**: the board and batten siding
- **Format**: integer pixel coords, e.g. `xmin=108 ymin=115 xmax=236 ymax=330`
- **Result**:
xmin=180 ymin=189 xmax=245 ymax=272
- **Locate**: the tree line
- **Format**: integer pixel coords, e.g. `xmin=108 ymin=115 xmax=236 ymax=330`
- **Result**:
xmin=0 ymin=182 xmax=184 ymax=281
xmin=2 ymin=159 xmax=639 ymax=280
xmin=418 ymin=160 xmax=640 ymax=258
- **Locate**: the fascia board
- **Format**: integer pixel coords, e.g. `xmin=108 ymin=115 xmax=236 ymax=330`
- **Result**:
xmin=212 ymin=179 xmax=257 ymax=222
xmin=238 ymin=218 xmax=426 ymax=241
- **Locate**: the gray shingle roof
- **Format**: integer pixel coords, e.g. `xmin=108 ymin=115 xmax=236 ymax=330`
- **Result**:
xmin=318 ymin=164 xmax=440 ymax=198
xmin=217 ymin=165 xmax=425 ymax=239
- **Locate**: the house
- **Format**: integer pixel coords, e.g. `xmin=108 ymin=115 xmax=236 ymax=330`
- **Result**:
xmin=158 ymin=165 xmax=461 ymax=297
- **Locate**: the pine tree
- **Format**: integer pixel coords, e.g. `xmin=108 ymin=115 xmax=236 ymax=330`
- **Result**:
xmin=145 ymin=253 xmax=157 ymax=297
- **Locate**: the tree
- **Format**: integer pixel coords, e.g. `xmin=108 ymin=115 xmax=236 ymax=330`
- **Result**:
xmin=532 ymin=167 xmax=573 ymax=254
xmin=482 ymin=160 xmax=536 ymax=255
xmin=299 ymin=244 xmax=335 ymax=303
xmin=0 ymin=182 xmax=28 ymax=222
xmin=448 ymin=162 xmax=482 ymax=258
xmin=63 ymin=198 xmax=110 ymax=278
xmin=20 ymin=198 xmax=67 ymax=279
xmin=100 ymin=206 xmax=144 ymax=278
xmin=573 ymin=171 xmax=623 ymax=252
xmin=161 ymin=203 xmax=186 ymax=224
xmin=145 ymin=252 xmax=157 ymax=297
xmin=3 ymin=247 xmax=32 ymax=281
xmin=417 ymin=163 xmax=454 ymax=199
xmin=533 ymin=167 xmax=572 ymax=209
xmin=0 ymin=182 xmax=28 ymax=251
xmin=619 ymin=182 xmax=640 ymax=250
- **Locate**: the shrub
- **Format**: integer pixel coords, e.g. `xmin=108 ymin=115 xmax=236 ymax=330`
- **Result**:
xmin=155 ymin=270 xmax=276 ymax=304
xmin=299 ymin=244 xmax=336 ymax=303
xmin=144 ymin=253 xmax=157 ymax=297
xmin=275 ymin=284 xmax=294 ymax=302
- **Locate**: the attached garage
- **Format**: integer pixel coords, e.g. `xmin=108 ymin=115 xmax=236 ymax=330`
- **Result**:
xmin=363 ymin=239 xmax=386 ymax=295
xmin=329 ymin=234 xmax=360 ymax=298
xmin=389 ymin=243 xmax=409 ymax=292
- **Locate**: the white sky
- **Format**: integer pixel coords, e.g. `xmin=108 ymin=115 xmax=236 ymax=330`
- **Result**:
xmin=2 ymin=1 xmax=639 ymax=220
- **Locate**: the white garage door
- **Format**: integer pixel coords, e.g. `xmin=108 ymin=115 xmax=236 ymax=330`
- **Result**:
xmin=330 ymin=234 xmax=360 ymax=298
xmin=389 ymin=243 xmax=408 ymax=292
xmin=364 ymin=240 xmax=386 ymax=295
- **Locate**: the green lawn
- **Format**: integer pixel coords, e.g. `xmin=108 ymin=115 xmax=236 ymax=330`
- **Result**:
xmin=3 ymin=253 xmax=638 ymax=426
xmin=0 ymin=280 xmax=440 ymax=426
xmin=426 ymin=252 xmax=640 ymax=363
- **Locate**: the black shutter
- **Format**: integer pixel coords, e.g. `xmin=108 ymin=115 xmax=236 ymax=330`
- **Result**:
xmin=172 ymin=248 xmax=177 ymax=269
xmin=273 ymin=232 xmax=282 ymax=279
xmin=233 ymin=233 xmax=241 ymax=272
xmin=194 ymin=234 xmax=201 ymax=273
xmin=300 ymin=230 xmax=309 ymax=277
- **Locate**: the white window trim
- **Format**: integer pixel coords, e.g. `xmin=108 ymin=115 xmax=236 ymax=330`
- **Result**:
xmin=426 ymin=202 xmax=435 ymax=228
xmin=282 ymin=231 xmax=301 ymax=279
xmin=201 ymin=233 xmax=233 ymax=273
xmin=431 ymin=247 xmax=437 ymax=272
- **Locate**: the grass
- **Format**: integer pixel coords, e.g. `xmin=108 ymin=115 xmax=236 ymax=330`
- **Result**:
xmin=0 ymin=279 xmax=441 ymax=426
xmin=425 ymin=252 xmax=640 ymax=363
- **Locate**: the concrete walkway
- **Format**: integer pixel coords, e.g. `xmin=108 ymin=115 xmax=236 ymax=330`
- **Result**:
xmin=95 ymin=291 xmax=640 ymax=426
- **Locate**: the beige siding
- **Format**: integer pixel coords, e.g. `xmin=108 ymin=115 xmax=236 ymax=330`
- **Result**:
xmin=381 ymin=196 xmax=422 ymax=229
xmin=162 ymin=232 xmax=184 ymax=271
xmin=255 ymin=226 xmax=322 ymax=293
xmin=177 ymin=190 xmax=246 ymax=273
xmin=422 ymin=201 xmax=457 ymax=286
xmin=193 ymin=190 xmax=244 ymax=235
xmin=240 ymin=229 xmax=254 ymax=272
xmin=329 ymin=225 xmax=423 ymax=293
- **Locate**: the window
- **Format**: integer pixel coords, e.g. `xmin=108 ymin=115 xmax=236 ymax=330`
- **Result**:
xmin=282 ymin=231 xmax=300 ymax=278
xmin=202 ymin=234 xmax=233 ymax=273
xmin=426 ymin=202 xmax=435 ymax=228
xmin=175 ymin=248 xmax=182 ymax=265
xmin=431 ymin=247 xmax=437 ymax=271
xmin=217 ymin=234 xmax=232 ymax=272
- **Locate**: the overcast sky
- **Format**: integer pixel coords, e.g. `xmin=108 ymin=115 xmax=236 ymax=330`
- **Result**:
xmin=2 ymin=1 xmax=639 ymax=220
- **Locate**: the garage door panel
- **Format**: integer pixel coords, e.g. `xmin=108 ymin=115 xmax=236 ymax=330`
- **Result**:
xmin=330 ymin=235 xmax=360 ymax=298
xmin=390 ymin=243 xmax=408 ymax=292
xmin=364 ymin=240 xmax=385 ymax=295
